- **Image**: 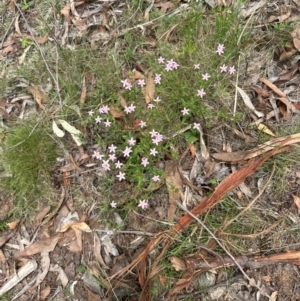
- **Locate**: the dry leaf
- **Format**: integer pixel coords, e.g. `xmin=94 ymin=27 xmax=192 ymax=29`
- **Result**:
xmin=61 ymin=4 xmax=71 ymax=23
xmin=257 ymin=123 xmax=276 ymax=136
xmin=33 ymin=206 xmax=51 ymax=230
xmin=189 ymin=144 xmax=196 ymax=159
xmin=27 ymin=85 xmax=48 ymax=109
xmin=259 ymin=78 xmax=296 ymax=112
xmin=94 ymin=234 xmax=110 ymax=269
xmin=144 ymin=71 xmax=155 ymax=104
xmin=33 ymin=251 xmax=50 ymax=288
xmin=80 ymin=75 xmax=86 ymax=106
xmin=237 ymin=86 xmax=264 ymax=117
xmin=7 ymin=220 xmax=19 ymax=230
xmin=40 ymin=285 xmax=51 ymax=301
xmin=292 ymin=195 xmax=300 ymax=214
xmin=119 ymin=93 xmax=128 ymax=108
xmin=14 ymin=235 xmax=60 ymax=259
xmin=165 ymin=161 xmax=182 ymax=221
xmin=268 ymin=11 xmax=291 ymax=23
xmin=110 ymin=106 xmax=124 ymax=118
xmin=155 ymin=1 xmax=175 ymax=13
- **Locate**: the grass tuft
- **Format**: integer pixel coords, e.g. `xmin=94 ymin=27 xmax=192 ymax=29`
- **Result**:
xmin=1 ymin=119 xmax=59 ymax=211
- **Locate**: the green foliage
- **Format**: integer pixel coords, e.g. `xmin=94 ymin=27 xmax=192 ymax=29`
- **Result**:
xmin=2 ymin=120 xmax=58 ymax=202
xmin=20 ymin=37 xmax=34 ymax=49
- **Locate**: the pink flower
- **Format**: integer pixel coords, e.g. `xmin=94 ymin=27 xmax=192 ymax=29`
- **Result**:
xmin=166 ymin=59 xmax=179 ymax=70
xmin=152 ymin=133 xmax=163 ymax=145
xmin=124 ymin=106 xmax=131 ymax=114
xmin=110 ymin=201 xmax=117 ymax=208
xmin=95 ymin=116 xmax=102 ymax=123
xmin=216 ymin=44 xmax=225 ymax=55
xmin=202 ymin=73 xmax=210 ymax=81
xmin=154 ymin=74 xmax=161 ymax=84
xmin=138 ymin=199 xmax=149 ymax=209
xmin=128 ymin=103 xmax=136 ymax=113
xmin=152 ymin=175 xmax=160 ymax=182
xmin=99 ymin=105 xmax=110 ymax=114
xmin=194 ymin=64 xmax=200 ymax=69
xmin=109 ymin=154 xmax=116 ymax=161
xmin=123 ymin=146 xmax=132 ymax=157
xmin=124 ymin=103 xmax=136 ymax=114
xmin=92 ymin=151 xmax=103 ymax=160
xmin=115 ymin=160 xmax=123 ymax=169
xmin=102 ymin=160 xmax=110 ymax=171
xmin=88 ymin=110 xmax=94 ymax=116
xmin=197 ymin=89 xmax=206 ymax=98
xmin=104 ymin=120 xmax=111 ymax=127
xmin=150 ymin=148 xmax=158 ymax=156
xmin=127 ymin=137 xmax=136 ymax=146
xmin=158 ymin=56 xmax=165 ymax=64
xmin=153 ymin=96 xmax=161 ymax=103
xmin=137 ymin=79 xmax=146 ymax=87
xmin=150 ymin=129 xmax=157 ymax=137
xmin=147 ymin=104 xmax=155 ymax=109
xmin=181 ymin=107 xmax=189 ymax=115
xmin=220 ymin=64 xmax=228 ymax=73
xmin=229 ymin=66 xmax=236 ymax=74
xmin=141 ymin=157 xmax=149 ymax=167
xmin=139 ymin=120 xmax=147 ymax=128
xmin=121 ymin=79 xmax=132 ymax=90
xmin=193 ymin=123 xmax=200 ymax=131
xmin=108 ymin=144 xmax=117 ymax=153
xmin=116 ymin=172 xmax=126 ymax=181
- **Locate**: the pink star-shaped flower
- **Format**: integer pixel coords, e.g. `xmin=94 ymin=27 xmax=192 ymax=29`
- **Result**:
xmin=138 ymin=199 xmax=149 ymax=209
xmin=193 ymin=123 xmax=201 ymax=131
xmin=123 ymin=146 xmax=132 ymax=157
xmin=92 ymin=151 xmax=103 ymax=160
xmin=137 ymin=79 xmax=146 ymax=87
xmin=150 ymin=148 xmax=158 ymax=156
xmin=128 ymin=103 xmax=136 ymax=112
xmin=95 ymin=116 xmax=102 ymax=123
xmin=181 ymin=107 xmax=189 ymax=116
xmin=115 ymin=160 xmax=123 ymax=169
xmin=194 ymin=64 xmax=200 ymax=69
xmin=109 ymin=154 xmax=116 ymax=161
xmin=153 ymin=96 xmax=161 ymax=103
xmin=124 ymin=106 xmax=131 ymax=114
xmin=197 ymin=89 xmax=206 ymax=98
xmin=150 ymin=129 xmax=157 ymax=137
xmin=102 ymin=160 xmax=110 ymax=171
xmin=104 ymin=120 xmax=111 ymax=127
xmin=110 ymin=201 xmax=117 ymax=208
xmin=139 ymin=120 xmax=147 ymax=128
xmin=99 ymin=105 xmax=110 ymax=114
xmin=216 ymin=44 xmax=225 ymax=55
xmin=158 ymin=56 xmax=165 ymax=64
xmin=88 ymin=110 xmax=94 ymax=116
xmin=148 ymin=103 xmax=155 ymax=109
xmin=127 ymin=137 xmax=136 ymax=146
xmin=116 ymin=172 xmax=126 ymax=181
xmin=141 ymin=157 xmax=149 ymax=167
xmin=154 ymin=74 xmax=161 ymax=84
xmin=152 ymin=175 xmax=160 ymax=182
xmin=108 ymin=144 xmax=117 ymax=153
xmin=220 ymin=64 xmax=228 ymax=73
xmin=229 ymin=66 xmax=236 ymax=74
xmin=202 ymin=73 xmax=210 ymax=81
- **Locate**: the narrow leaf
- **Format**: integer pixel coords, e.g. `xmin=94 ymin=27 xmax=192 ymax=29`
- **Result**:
xmin=52 ymin=120 xmax=65 ymax=137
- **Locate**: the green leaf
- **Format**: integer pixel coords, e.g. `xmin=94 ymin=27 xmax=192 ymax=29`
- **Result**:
xmin=184 ymin=131 xmax=198 ymax=145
